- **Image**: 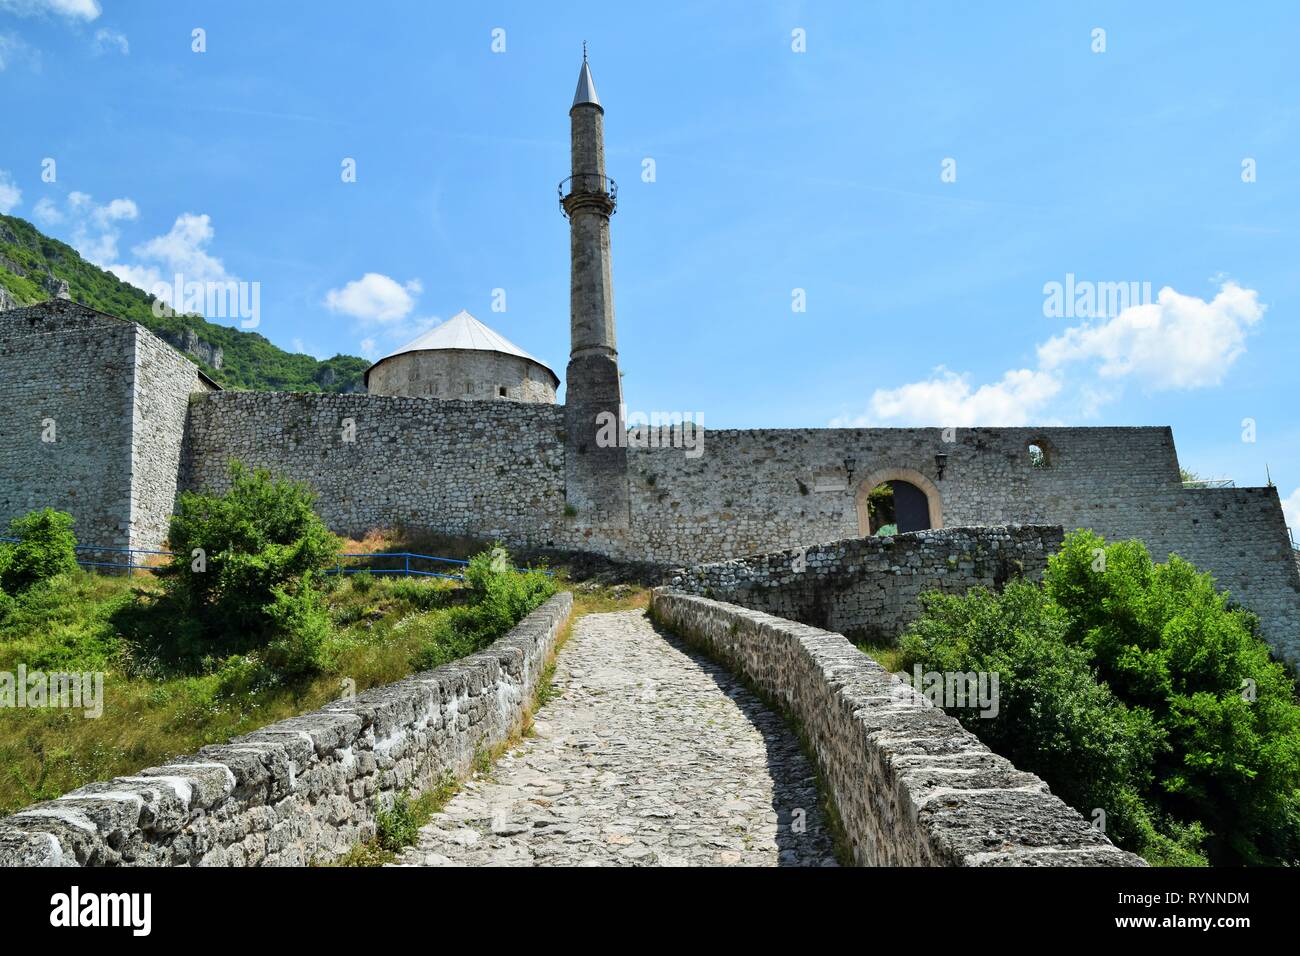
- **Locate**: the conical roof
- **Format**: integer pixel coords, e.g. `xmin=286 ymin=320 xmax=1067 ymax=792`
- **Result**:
xmin=572 ymin=59 xmax=601 ymax=110
xmin=365 ymin=310 xmax=557 ymax=385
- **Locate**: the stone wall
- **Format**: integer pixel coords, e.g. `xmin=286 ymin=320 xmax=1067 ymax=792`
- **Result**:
xmin=628 ymin=426 xmax=1182 ymax=565
xmin=648 ymin=589 xmax=1143 ymax=867
xmin=366 ymin=349 xmax=557 ymax=404
xmin=177 ymin=404 xmax=1300 ymax=663
xmin=628 ymin=427 xmax=1300 ymax=664
xmin=182 ymin=391 xmax=569 ymax=544
xmin=0 ymin=592 xmax=573 ymax=867
xmin=129 ymin=325 xmax=216 ymax=551
xmin=668 ymin=526 xmax=1064 ymax=643
xmin=0 ymin=301 xmax=213 ymax=553
xmin=0 ymin=302 xmax=137 ymax=548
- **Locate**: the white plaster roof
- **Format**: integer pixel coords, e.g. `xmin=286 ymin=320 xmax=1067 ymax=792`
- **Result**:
xmin=366 ymin=310 xmax=557 ymax=383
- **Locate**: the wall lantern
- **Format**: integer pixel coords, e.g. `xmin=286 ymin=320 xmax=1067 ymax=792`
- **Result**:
xmin=843 ymin=457 xmax=857 ymax=484
xmin=935 ymin=453 xmax=948 ymax=480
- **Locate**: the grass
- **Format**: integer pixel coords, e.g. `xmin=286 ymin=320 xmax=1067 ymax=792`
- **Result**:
xmin=852 ymin=638 xmax=906 ymax=674
xmin=0 ymin=569 xmax=469 ymax=815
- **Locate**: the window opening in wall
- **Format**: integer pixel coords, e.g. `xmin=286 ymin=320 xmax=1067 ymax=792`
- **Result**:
xmin=499 ymin=386 xmax=508 ymax=397
xmin=1027 ymin=442 xmax=1049 ymax=469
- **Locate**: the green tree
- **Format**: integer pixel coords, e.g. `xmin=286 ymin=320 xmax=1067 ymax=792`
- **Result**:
xmin=1044 ymin=531 xmax=1300 ymax=865
xmin=899 ymin=582 xmax=1161 ymax=852
xmin=900 ymin=529 xmax=1300 ymax=865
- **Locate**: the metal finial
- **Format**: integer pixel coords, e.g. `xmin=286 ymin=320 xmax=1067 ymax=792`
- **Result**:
xmin=583 ymin=41 xmax=587 ymax=62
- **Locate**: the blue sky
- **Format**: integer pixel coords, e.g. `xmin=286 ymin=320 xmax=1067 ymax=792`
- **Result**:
xmin=1 ymin=1 xmax=1297 ymax=532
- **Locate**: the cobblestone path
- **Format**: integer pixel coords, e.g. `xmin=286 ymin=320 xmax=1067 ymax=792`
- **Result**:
xmin=393 ymin=609 xmax=838 ymax=867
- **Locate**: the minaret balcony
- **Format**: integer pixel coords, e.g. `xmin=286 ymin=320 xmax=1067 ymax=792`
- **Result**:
xmin=559 ymin=174 xmax=618 ymax=218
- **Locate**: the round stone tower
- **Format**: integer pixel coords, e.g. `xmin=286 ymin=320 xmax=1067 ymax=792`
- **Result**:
xmin=364 ymin=310 xmax=558 ymax=402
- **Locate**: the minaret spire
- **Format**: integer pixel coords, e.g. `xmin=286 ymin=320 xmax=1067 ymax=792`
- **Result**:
xmin=559 ymin=51 xmax=628 ymax=529
xmin=572 ymin=53 xmax=601 ymax=110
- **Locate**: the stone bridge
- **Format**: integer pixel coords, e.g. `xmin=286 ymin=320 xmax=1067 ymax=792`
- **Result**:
xmin=0 ymin=588 xmax=1140 ymax=867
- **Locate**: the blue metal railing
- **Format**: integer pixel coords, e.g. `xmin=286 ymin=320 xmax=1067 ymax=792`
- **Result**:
xmin=0 ymin=538 xmax=552 ymax=579
xmin=330 ymin=552 xmax=466 ymax=580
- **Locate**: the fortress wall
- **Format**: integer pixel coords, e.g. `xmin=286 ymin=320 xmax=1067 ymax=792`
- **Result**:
xmin=0 ymin=592 xmax=573 ymax=866
xmin=668 ymin=526 xmax=1065 ymax=644
xmin=129 ymin=325 xmax=217 ymax=552
xmin=0 ymin=304 xmax=137 ymax=548
xmin=1159 ymin=487 xmax=1300 ymax=661
xmin=627 ymin=426 xmax=1182 ymax=566
xmin=629 ymin=426 xmax=1300 ymax=663
xmin=177 ymin=402 xmax=1300 ymax=662
xmin=183 ymin=391 xmax=569 ymax=545
xmin=649 ymin=590 xmax=1144 ymax=867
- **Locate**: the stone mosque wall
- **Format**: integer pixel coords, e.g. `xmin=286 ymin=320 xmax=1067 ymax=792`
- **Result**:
xmin=365 ymin=348 xmax=557 ymax=404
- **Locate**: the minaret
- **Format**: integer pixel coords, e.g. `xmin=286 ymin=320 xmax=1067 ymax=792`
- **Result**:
xmin=560 ymin=49 xmax=629 ymax=529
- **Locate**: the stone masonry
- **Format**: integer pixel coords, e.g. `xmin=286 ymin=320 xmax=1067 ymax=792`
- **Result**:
xmin=668 ymin=525 xmax=1065 ymax=644
xmin=173 ymin=402 xmax=1300 ymax=664
xmin=0 ymin=592 xmax=572 ymax=866
xmin=0 ymin=300 xmax=213 ymax=553
xmin=366 ymin=348 xmax=557 ymax=404
xmin=649 ymin=589 xmax=1144 ymax=866
xmin=394 ymin=609 xmax=838 ymax=867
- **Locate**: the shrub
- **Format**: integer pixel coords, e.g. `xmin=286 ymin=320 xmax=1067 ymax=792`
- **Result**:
xmin=375 ymin=793 xmax=420 ymax=851
xmin=411 ymin=546 xmax=555 ymax=671
xmin=262 ymin=574 xmax=333 ymax=677
xmin=899 ymin=582 xmax=1161 ymax=851
xmin=0 ymin=508 xmax=79 ymax=594
xmin=900 ymin=529 xmax=1300 ymax=866
xmin=388 ymin=577 xmax=457 ymax=612
xmin=1044 ymin=530 xmax=1300 ymax=866
xmin=160 ymin=462 xmax=339 ymax=675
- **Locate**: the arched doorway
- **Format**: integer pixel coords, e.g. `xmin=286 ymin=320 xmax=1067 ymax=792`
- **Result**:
xmin=855 ymin=468 xmax=943 ymax=536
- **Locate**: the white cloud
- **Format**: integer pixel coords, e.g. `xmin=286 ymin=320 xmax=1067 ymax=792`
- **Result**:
xmin=105 ymin=262 xmax=164 ymax=295
xmin=92 ymin=27 xmax=127 ymax=56
xmin=0 ymin=170 xmax=20 ymax=213
xmin=833 ymin=366 xmax=1062 ymax=427
xmin=32 ymin=196 xmax=61 ymax=225
xmin=359 ymin=337 xmax=379 ymax=360
xmin=838 ymin=282 xmax=1263 ymax=427
xmin=1282 ymin=487 xmax=1300 ymax=541
xmin=0 ymin=0 xmax=100 ymax=20
xmin=1038 ymin=283 xmax=1264 ymax=390
xmin=0 ymin=32 xmax=39 ymax=71
xmin=55 ymin=190 xmax=138 ymax=263
xmin=127 ymin=213 xmax=227 ymax=281
xmin=324 ymin=273 xmax=421 ymax=324
xmin=107 ymin=212 xmax=241 ymax=312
